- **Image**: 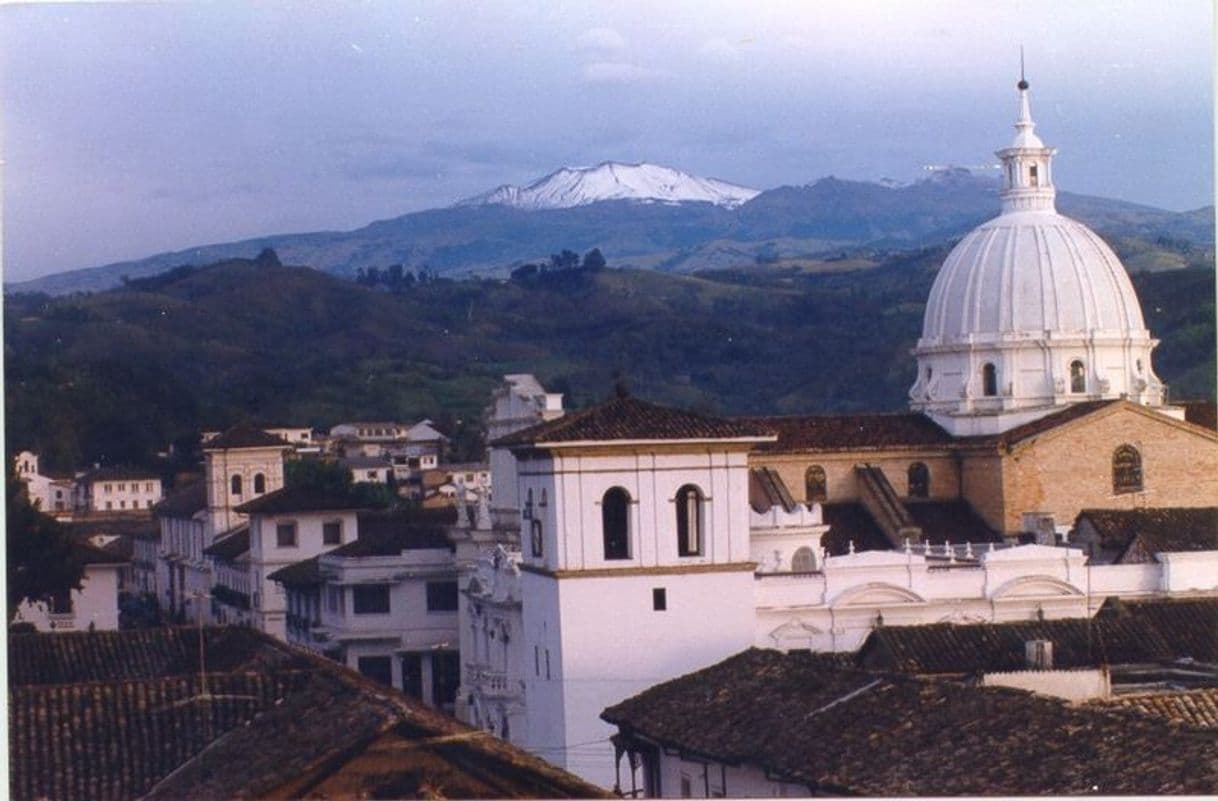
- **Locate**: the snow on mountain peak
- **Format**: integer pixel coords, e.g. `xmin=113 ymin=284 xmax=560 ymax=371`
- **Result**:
xmin=455 ymin=161 xmax=760 ymax=210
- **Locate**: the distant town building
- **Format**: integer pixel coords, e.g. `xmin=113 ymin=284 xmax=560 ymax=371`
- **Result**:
xmin=73 ymin=466 xmax=163 ymax=515
xmin=11 ymin=541 xmax=128 ymax=633
xmin=11 ymin=451 xmax=75 ymax=517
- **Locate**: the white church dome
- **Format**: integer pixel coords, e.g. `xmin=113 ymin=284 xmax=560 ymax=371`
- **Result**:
xmin=921 ymin=210 xmax=1148 ymax=343
xmin=909 ymin=78 xmax=1165 ymax=436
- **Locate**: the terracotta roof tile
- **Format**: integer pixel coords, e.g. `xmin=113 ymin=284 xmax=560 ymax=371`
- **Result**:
xmin=1098 ymin=688 xmax=1218 ymax=730
xmin=201 ymin=525 xmax=249 ymax=560
xmin=9 ymin=627 xmax=606 ymax=801
xmin=202 ymin=422 xmax=290 ymax=450
xmin=1076 ymin=507 xmax=1218 ymax=555
xmin=602 ymin=648 xmax=1218 ymax=795
xmin=1099 ymin=596 xmax=1218 ymax=662
xmin=78 ymin=466 xmax=161 ymax=483
xmin=233 ymin=485 xmax=372 ymax=515
xmin=493 ymin=396 xmax=773 ymax=447
xmin=267 ymin=555 xmax=321 ymax=587
xmin=742 ymin=412 xmax=952 ymax=452
xmin=153 ymin=481 xmax=207 ymax=518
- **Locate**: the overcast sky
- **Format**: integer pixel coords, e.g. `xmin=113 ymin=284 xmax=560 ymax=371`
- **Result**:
xmin=1 ymin=1 xmax=1212 ymax=281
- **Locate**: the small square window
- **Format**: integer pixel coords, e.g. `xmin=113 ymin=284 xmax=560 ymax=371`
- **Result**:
xmin=323 ymin=521 xmax=342 ymax=545
xmin=276 ymin=523 xmax=298 ymax=547
xmin=426 ymin=581 xmax=459 ymax=612
xmin=652 ymin=588 xmax=667 ymax=611
xmin=353 ymin=584 xmax=391 ymax=615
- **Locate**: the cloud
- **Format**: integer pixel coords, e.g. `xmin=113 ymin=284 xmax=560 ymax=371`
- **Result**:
xmin=577 ymin=26 xmax=627 ymax=52
xmin=698 ymin=37 xmax=741 ymax=61
xmin=582 ymin=61 xmax=667 ymax=84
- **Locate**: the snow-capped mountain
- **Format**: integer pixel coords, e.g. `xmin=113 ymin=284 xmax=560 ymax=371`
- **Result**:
xmin=456 ymin=161 xmax=760 ymax=210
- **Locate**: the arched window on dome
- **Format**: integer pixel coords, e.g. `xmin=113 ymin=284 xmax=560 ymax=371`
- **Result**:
xmin=1113 ymin=445 xmax=1143 ymax=495
xmin=602 ymin=487 xmax=631 ymax=560
xmin=791 ymin=547 xmax=816 ymax=573
xmin=981 ymin=363 xmax=998 ymax=397
xmin=908 ymin=463 xmax=930 ymax=499
xmin=675 ymin=484 xmax=704 ymax=557
xmin=1069 ymin=360 xmax=1086 ymax=394
xmin=805 ymin=465 xmax=827 ymax=503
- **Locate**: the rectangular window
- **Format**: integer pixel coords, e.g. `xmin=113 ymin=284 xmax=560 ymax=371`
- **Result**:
xmin=118 ymin=483 xmax=125 ymax=491
xmin=401 ymin=653 xmax=423 ymax=699
xmin=104 ymin=484 xmax=112 ymax=494
xmin=432 ymin=651 xmax=461 ymax=708
xmin=653 ymin=587 xmax=667 ymax=611
xmin=545 ymin=649 xmax=551 ymax=679
xmin=145 ymin=482 xmax=153 ymax=492
xmin=534 ymin=645 xmax=540 ymax=676
xmin=119 ymin=500 xmax=126 ymax=509
xmin=323 ymin=521 xmax=342 ymax=545
xmin=352 ymin=584 xmax=391 ymax=614
xmin=276 ymin=522 xmax=297 ymax=547
xmin=358 ymin=655 xmax=393 ymax=686
xmin=105 ymin=501 xmax=113 ymax=510
xmin=680 ymin=775 xmax=692 ymax=798
xmin=426 ymin=581 xmax=459 ymax=612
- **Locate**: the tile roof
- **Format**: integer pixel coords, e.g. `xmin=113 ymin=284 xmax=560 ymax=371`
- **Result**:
xmin=1097 ymin=688 xmax=1218 ymax=730
xmin=73 ymin=539 xmax=130 ymax=566
xmin=1099 ymin=596 xmax=1218 ymax=662
xmin=1076 ymin=507 xmax=1218 ymax=556
xmin=1179 ymin=399 xmax=1218 ymax=431
xmin=742 ymin=412 xmax=953 ymax=452
xmin=64 ymin=517 xmax=160 ymax=541
xmin=152 ymin=481 xmax=207 ymax=518
xmin=233 ymin=485 xmax=373 ymax=515
xmin=602 ymin=648 xmax=1218 ymax=795
xmin=748 ymin=467 xmax=797 ymax=513
xmin=860 ymin=597 xmax=1218 ymax=673
xmin=493 ymin=395 xmax=774 ymax=447
xmin=9 ymin=627 xmax=606 ymax=801
xmin=819 ymin=502 xmax=891 ymax=555
xmin=201 ymin=525 xmax=249 ymax=560
xmin=323 ymin=508 xmax=456 ymax=557
xmin=905 ymin=499 xmax=1002 ymax=545
xmin=267 ymin=555 xmax=321 ymax=587
xmin=340 ymin=455 xmax=394 ymax=470
xmin=202 ymin=422 xmax=290 ymax=450
xmin=78 ymin=466 xmax=161 ymax=483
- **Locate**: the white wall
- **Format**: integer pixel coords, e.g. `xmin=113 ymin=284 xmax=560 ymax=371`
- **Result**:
xmin=982 ymin=668 xmax=1111 ymax=701
xmin=12 ymin=564 xmax=122 ymax=632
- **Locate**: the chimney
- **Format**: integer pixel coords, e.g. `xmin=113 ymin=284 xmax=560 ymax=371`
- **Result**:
xmin=1025 ymin=639 xmax=1053 ymax=670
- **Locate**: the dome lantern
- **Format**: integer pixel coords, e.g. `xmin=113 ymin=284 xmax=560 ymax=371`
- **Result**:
xmin=908 ymin=77 xmax=1171 ymax=437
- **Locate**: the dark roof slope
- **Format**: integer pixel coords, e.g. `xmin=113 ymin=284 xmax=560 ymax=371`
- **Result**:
xmin=859 ymin=599 xmax=1218 ymax=673
xmin=268 ymin=555 xmax=321 ymax=587
xmin=602 ymin=648 xmax=1218 ymax=796
xmin=322 ymin=509 xmax=455 ymax=557
xmin=743 ymin=412 xmax=952 ymax=452
xmin=494 ymin=396 xmax=773 ymax=447
xmin=72 ymin=539 xmax=130 ymax=566
xmin=1077 ymin=507 xmax=1218 ymax=555
xmin=78 ymin=466 xmax=160 ymax=483
xmin=203 ymin=422 xmax=290 ymax=450
xmin=234 ymin=485 xmax=372 ymax=515
xmin=819 ymin=502 xmax=891 ymax=556
xmin=1100 ymin=596 xmax=1218 ymax=662
xmin=1179 ymin=399 xmax=1218 ymax=431
xmin=202 ymin=525 xmax=249 ymax=560
xmin=9 ymin=627 xmax=606 ymax=801
xmin=153 ymin=481 xmax=207 ymax=518
xmin=748 ymin=467 xmax=797 ymax=513
xmin=905 ymin=499 xmax=1001 ymax=545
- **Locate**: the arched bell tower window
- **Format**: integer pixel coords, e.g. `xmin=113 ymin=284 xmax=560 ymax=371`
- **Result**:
xmin=1069 ymin=360 xmax=1086 ymax=394
xmin=805 ymin=465 xmax=827 ymax=503
xmin=981 ymin=363 xmax=998 ymax=397
xmin=675 ymin=485 xmax=703 ymax=557
xmin=908 ymin=463 xmax=930 ymax=499
xmin=602 ymin=487 xmax=631 ymax=560
xmin=1112 ymin=445 xmax=1143 ymax=494
xmin=791 ymin=547 xmax=816 ymax=573
xmin=1029 ymin=163 xmax=1039 ymax=187
xmin=254 ymin=473 xmax=266 ymax=494
xmin=231 ymin=474 xmax=243 ymax=496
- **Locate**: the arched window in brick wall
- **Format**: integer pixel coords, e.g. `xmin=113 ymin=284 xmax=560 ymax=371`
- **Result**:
xmin=1113 ymin=445 xmax=1143 ymax=494
xmin=908 ymin=462 xmax=930 ymax=498
xmin=805 ymin=465 xmax=827 ymax=503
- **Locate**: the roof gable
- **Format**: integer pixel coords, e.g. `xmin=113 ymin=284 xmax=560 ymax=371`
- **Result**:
xmin=493 ymin=395 xmax=773 ymax=448
xmin=203 ymin=422 xmax=291 ymax=450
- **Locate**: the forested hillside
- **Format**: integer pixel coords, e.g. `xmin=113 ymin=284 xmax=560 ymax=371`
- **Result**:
xmin=5 ymin=253 xmax=1213 ymax=472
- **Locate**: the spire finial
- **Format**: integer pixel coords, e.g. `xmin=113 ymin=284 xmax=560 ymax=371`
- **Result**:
xmin=1018 ymin=46 xmax=1028 ymax=91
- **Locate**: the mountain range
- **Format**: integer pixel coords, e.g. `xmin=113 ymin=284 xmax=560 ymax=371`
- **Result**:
xmin=8 ymin=162 xmax=1214 ymax=296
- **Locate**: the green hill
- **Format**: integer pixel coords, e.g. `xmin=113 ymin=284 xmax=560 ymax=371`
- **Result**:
xmin=5 ymin=253 xmax=1213 ymax=471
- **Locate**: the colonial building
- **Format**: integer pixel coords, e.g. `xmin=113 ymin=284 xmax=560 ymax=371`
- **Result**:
xmin=11 ymin=541 xmax=128 ymax=633
xmin=11 ymin=451 xmax=75 ymax=517
xmin=74 ymin=466 xmax=163 ymax=515
xmin=454 ymin=78 xmax=1218 ymax=790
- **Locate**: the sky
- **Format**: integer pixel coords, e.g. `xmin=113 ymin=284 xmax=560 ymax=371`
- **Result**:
xmin=1 ymin=0 xmax=1212 ymax=281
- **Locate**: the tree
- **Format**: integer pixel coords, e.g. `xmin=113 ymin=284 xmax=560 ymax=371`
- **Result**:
xmin=582 ymin=248 xmax=606 ymax=271
xmin=255 ymin=247 xmax=281 ymax=268
xmin=285 ymin=459 xmax=354 ymax=494
xmin=7 ymin=471 xmax=84 ymax=623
